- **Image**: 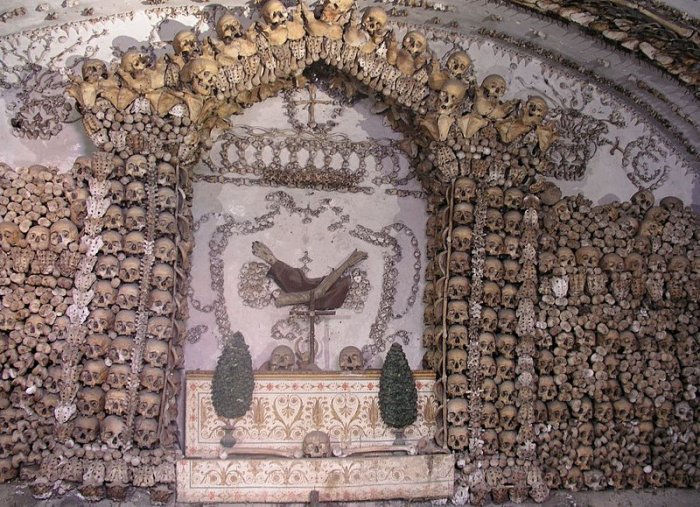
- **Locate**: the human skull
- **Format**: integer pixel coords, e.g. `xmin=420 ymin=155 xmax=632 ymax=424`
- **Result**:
xmin=481 ymin=74 xmax=506 ymax=100
xmin=115 ymin=283 xmax=139 ymax=310
xmin=144 ymin=339 xmax=169 ymax=368
xmin=454 ymin=177 xmax=477 ymax=203
xmin=87 ymin=308 xmax=114 ymax=334
xmin=0 ymin=221 xmax=21 ymax=247
xmin=134 ymin=417 xmax=159 ymax=449
xmin=498 ymin=380 xmax=515 ymax=406
xmin=447 ymin=425 xmax=468 ymax=451
xmin=154 ymin=237 xmax=176 ymax=263
xmin=402 ymin=30 xmax=427 ymax=58
xmin=26 ymin=225 xmax=50 ymax=251
xmin=536 ymin=350 xmax=554 ymax=375
xmin=104 ymin=205 xmax=124 ymax=230
xmin=449 ymin=252 xmax=470 ymax=275
xmin=108 ymin=336 xmax=134 ymax=364
xmin=496 ymin=356 xmax=514 ymax=380
xmin=446 ymin=373 xmax=468 ymax=397
xmin=439 ymin=79 xmax=467 ymax=115
xmin=447 ymin=398 xmax=468 ymax=426
xmin=114 ymin=310 xmax=137 ymax=336
xmin=120 ymin=50 xmax=149 ymax=77
xmin=523 ymin=96 xmax=548 ymax=126
xmin=482 ymin=429 xmax=498 ymax=455
xmin=119 ymin=257 xmax=141 ymax=283
xmin=173 ymin=30 xmax=199 ymax=59
xmin=483 ymin=257 xmax=503 ymax=283
xmin=24 ymin=314 xmax=46 ymax=338
xmin=496 ymin=333 xmax=516 ymax=359
xmin=501 ymin=284 xmax=517 ymax=309
xmin=447 ymin=324 xmax=468 ymax=348
xmin=96 ymin=255 xmax=119 ymax=279
xmin=482 ymin=402 xmax=498 ymax=428
xmin=481 ymin=307 xmax=497 ymax=333
xmin=536 ymin=376 xmax=557 ymax=402
xmin=500 ymin=405 xmax=517 ymax=430
xmin=269 ymin=344 xmax=295 ymax=371
xmin=483 ymin=281 xmax=501 ymax=307
xmin=85 ymin=333 xmax=110 ymax=360
xmin=82 ymin=58 xmax=108 ymax=83
xmin=93 ymin=280 xmax=116 ymax=309
xmin=338 ymin=345 xmax=363 ymax=371
xmin=123 ymin=231 xmax=146 ymax=255
xmin=480 ymin=355 xmax=496 ymax=377
xmin=361 ymin=7 xmax=388 ymax=38
xmin=35 ymin=392 xmax=59 ymax=419
xmin=148 ymin=289 xmax=174 ymax=316
xmin=504 ymin=188 xmax=524 ymax=210
xmin=125 ymin=181 xmax=146 ymax=204
xmin=497 ymin=309 xmax=516 ymax=333
xmin=453 ymin=202 xmax=474 ymax=225
xmin=125 ymin=154 xmax=148 ymax=179
xmin=447 ymin=301 xmax=469 ymax=326
xmin=557 ymin=247 xmax=575 ymax=269
xmin=302 ymin=431 xmax=331 ymax=458
xmin=451 ymin=226 xmax=473 ymax=252
xmin=101 ymin=416 xmax=127 ymax=449
xmin=485 ymin=186 xmax=504 ymax=209
xmin=547 ymin=400 xmax=568 ymax=425
xmin=484 ymin=233 xmax=503 ymax=257
xmin=485 ymin=208 xmax=504 ymax=232
xmin=105 ymin=388 xmax=129 ymax=415
xmin=594 ymin=401 xmax=613 ymax=423
xmin=613 ymin=398 xmax=633 ymax=422
xmin=182 ymin=58 xmax=219 ymax=96
xmin=503 ymin=210 xmax=522 ymax=235
xmin=503 ymin=235 xmax=519 ymax=259
xmin=49 ymin=219 xmax=79 ymax=250
xmin=630 ymin=189 xmax=654 ymax=211
xmin=80 ymin=359 xmax=108 ymax=387
xmin=124 ymin=207 xmax=146 ymax=232
xmin=216 ymin=12 xmax=243 ymax=43
xmin=147 ymin=316 xmax=172 ymax=340
xmin=140 ymin=366 xmax=165 ymax=391
xmin=73 ymin=416 xmax=100 ymax=444
xmin=156 ymin=162 xmax=177 ymax=187
xmin=445 ymin=50 xmax=471 ymax=79
xmin=138 ymin=391 xmax=161 ymax=419
xmin=482 ymin=378 xmax=498 ymax=402
xmin=157 ymin=188 xmax=177 ymax=211
xmin=157 ymin=212 xmax=176 ymax=236
xmin=447 ymin=276 xmax=469 ymax=299
xmin=659 ymin=195 xmax=683 ymax=212
xmin=575 ymin=246 xmax=601 ymax=269
xmin=446 ymin=348 xmax=467 ymax=374
xmin=76 ymin=387 xmax=105 ymax=417
xmin=478 ymin=332 xmax=496 ymax=355
xmin=101 ymin=230 xmax=122 ymax=255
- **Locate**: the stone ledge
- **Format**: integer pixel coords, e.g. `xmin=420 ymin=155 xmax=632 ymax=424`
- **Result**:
xmin=176 ymin=454 xmax=454 ymax=503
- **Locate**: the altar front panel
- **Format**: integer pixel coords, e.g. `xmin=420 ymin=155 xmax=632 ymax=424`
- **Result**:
xmin=185 ymin=370 xmax=438 ymax=458
xmin=177 ymin=454 xmax=455 ymax=503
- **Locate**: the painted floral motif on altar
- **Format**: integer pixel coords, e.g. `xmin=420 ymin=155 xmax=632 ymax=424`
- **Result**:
xmin=185 ymin=371 xmax=438 ymax=458
xmin=177 ymin=454 xmax=454 ymax=503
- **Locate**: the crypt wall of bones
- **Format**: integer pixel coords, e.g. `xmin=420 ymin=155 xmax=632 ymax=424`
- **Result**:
xmin=0 ymin=0 xmax=698 ymax=504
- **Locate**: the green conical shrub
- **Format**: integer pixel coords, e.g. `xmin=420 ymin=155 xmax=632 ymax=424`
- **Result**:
xmin=379 ymin=342 xmax=417 ymax=429
xmin=211 ymin=331 xmax=254 ymax=420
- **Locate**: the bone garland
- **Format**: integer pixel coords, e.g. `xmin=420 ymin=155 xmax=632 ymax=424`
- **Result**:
xmin=56 ymin=153 xmax=115 ymax=430
xmin=124 ymin=160 xmax=158 ymax=447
